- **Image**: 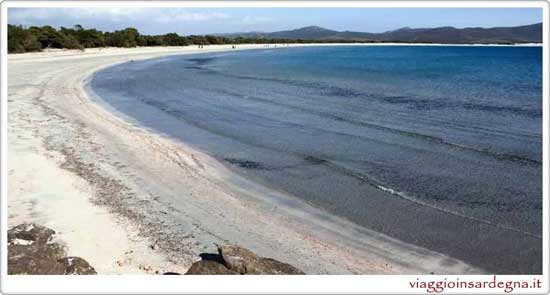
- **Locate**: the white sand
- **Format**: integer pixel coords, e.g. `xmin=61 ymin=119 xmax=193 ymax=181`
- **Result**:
xmin=7 ymin=45 xmax=483 ymax=274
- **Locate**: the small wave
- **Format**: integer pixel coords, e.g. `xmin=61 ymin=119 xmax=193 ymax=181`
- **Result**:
xmin=373 ymin=182 xmax=542 ymax=239
xmin=311 ymin=156 xmax=542 ymax=239
xmin=211 ymin=87 xmax=541 ymax=166
xmin=192 ymin=66 xmax=542 ymax=119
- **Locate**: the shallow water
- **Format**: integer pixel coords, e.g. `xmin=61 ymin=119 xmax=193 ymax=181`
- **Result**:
xmin=91 ymin=46 xmax=542 ymax=274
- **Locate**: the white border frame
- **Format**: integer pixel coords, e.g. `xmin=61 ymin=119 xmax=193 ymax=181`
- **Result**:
xmin=0 ymin=1 xmax=548 ymax=294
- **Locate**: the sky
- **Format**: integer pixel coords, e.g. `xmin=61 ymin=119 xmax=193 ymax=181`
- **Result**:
xmin=8 ymin=7 xmax=542 ymax=35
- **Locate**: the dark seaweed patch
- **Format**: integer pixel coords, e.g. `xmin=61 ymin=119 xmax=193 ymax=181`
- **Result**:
xmin=184 ymin=66 xmax=205 ymax=70
xmin=462 ymin=103 xmax=542 ymax=117
xmin=187 ymin=57 xmax=217 ymax=65
xmin=304 ymin=155 xmax=327 ymax=165
xmin=224 ymin=158 xmax=267 ymax=170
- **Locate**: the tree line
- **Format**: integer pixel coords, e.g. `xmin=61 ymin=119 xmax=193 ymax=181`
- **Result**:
xmin=8 ymin=24 xmax=363 ymax=53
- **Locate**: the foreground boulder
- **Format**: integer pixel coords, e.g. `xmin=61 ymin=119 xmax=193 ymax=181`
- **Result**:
xmin=8 ymin=243 xmax=67 ymax=275
xmin=185 ymin=260 xmax=238 ymax=275
xmin=220 ymin=245 xmax=304 ymax=275
xmin=185 ymin=244 xmax=304 ymax=275
xmin=8 ymin=223 xmax=97 ymax=275
xmin=58 ymin=257 xmax=97 ymax=275
xmin=8 ymin=223 xmax=56 ymax=245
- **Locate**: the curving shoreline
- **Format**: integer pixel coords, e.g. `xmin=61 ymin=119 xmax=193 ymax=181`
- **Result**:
xmin=8 ymin=45 xmax=482 ymax=274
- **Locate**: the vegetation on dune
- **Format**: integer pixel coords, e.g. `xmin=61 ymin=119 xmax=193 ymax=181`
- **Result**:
xmin=7 ymin=24 xmax=363 ymax=53
xmin=8 ymin=25 xmax=42 ymax=53
xmin=8 ymin=22 xmax=541 ymax=53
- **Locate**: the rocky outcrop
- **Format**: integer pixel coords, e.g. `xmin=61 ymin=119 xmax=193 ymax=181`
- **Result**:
xmin=185 ymin=260 xmax=238 ymax=275
xmin=8 ymin=243 xmax=68 ymax=275
xmin=185 ymin=244 xmax=304 ymax=275
xmin=8 ymin=223 xmax=97 ymax=275
xmin=58 ymin=257 xmax=98 ymax=275
xmin=8 ymin=223 xmax=56 ymax=244
xmin=8 ymin=224 xmax=302 ymax=275
xmin=220 ymin=245 xmax=304 ymax=275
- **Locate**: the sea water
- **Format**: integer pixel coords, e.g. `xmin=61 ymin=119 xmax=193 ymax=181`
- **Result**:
xmin=91 ymin=46 xmax=542 ymax=273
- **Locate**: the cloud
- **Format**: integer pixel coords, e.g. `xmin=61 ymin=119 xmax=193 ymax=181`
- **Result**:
xmin=156 ymin=10 xmax=230 ymax=23
xmin=8 ymin=8 xmax=57 ymax=22
xmin=241 ymin=15 xmax=272 ymax=25
xmin=7 ymin=7 xmax=276 ymax=35
xmin=8 ymin=8 xmax=231 ymax=26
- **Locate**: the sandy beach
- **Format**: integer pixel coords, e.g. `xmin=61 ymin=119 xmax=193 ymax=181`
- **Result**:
xmin=7 ymin=45 xmax=483 ymax=275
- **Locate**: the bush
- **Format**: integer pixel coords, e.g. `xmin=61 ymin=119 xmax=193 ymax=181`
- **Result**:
xmin=61 ymin=34 xmax=84 ymax=50
xmin=8 ymin=25 xmax=42 ymax=53
xmin=8 ymin=23 xmax=352 ymax=53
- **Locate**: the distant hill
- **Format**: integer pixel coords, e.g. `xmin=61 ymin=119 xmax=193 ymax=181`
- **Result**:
xmin=217 ymin=23 xmax=542 ymax=44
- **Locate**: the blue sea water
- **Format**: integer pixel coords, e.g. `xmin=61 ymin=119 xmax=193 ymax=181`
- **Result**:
xmin=91 ymin=46 xmax=542 ymax=274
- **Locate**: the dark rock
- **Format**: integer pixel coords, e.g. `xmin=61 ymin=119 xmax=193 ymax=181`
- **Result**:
xmin=256 ymin=258 xmax=305 ymax=275
xmin=218 ymin=245 xmax=257 ymax=274
xmin=185 ymin=260 xmax=238 ymax=275
xmin=8 ymin=243 xmax=66 ymax=275
xmin=8 ymin=223 xmax=56 ymax=245
xmin=218 ymin=245 xmax=304 ymax=275
xmin=58 ymin=257 xmax=97 ymax=275
xmin=7 ymin=223 xmax=97 ymax=275
xmin=163 ymin=272 xmax=181 ymax=275
xmin=199 ymin=252 xmax=225 ymax=264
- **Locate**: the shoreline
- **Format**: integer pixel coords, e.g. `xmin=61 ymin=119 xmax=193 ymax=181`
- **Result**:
xmin=8 ymin=44 xmax=482 ymax=274
xmin=7 ymin=42 xmax=542 ymax=58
